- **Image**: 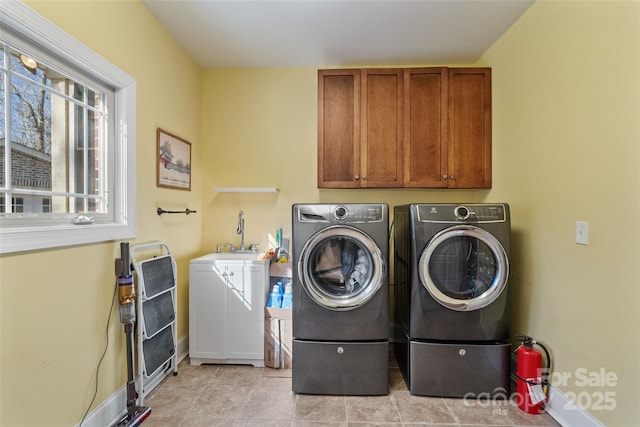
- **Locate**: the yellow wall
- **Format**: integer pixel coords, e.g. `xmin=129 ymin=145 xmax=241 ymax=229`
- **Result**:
xmin=1 ymin=0 xmax=638 ymax=426
xmin=481 ymin=1 xmax=640 ymax=425
xmin=0 ymin=1 xmax=201 ymax=426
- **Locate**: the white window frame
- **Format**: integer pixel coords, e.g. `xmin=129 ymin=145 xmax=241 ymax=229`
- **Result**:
xmin=0 ymin=1 xmax=136 ymax=254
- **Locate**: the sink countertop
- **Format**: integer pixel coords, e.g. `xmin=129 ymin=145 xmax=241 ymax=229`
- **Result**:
xmin=191 ymin=252 xmax=267 ymax=263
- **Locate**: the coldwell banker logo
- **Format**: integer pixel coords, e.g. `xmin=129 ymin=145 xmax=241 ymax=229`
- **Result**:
xmin=463 ymin=368 xmax=617 ymax=412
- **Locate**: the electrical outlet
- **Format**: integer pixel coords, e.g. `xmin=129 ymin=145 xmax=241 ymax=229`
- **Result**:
xmin=576 ymin=221 xmax=589 ymax=245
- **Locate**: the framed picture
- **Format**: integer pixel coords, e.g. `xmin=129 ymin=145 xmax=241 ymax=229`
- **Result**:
xmin=157 ymin=128 xmax=191 ymax=191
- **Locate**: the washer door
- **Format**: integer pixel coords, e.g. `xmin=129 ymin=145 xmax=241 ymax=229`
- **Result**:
xmin=418 ymin=225 xmax=509 ymax=312
xmin=298 ymin=225 xmax=386 ymax=311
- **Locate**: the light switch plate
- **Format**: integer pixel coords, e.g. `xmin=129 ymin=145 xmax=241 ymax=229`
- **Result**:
xmin=576 ymin=221 xmax=589 ymax=245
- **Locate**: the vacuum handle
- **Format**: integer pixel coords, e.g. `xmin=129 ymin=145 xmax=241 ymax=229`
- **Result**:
xmin=115 ymin=242 xmax=131 ymax=277
xmin=120 ymin=242 xmax=130 ymax=276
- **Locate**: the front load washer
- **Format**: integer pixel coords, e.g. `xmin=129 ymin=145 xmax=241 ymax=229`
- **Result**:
xmin=292 ymin=203 xmax=389 ymax=395
xmin=394 ymin=203 xmax=511 ymax=397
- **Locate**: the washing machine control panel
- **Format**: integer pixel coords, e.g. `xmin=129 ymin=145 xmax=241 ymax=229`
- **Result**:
xmin=417 ymin=204 xmax=507 ymax=223
xmin=333 ymin=204 xmax=385 ymax=223
xmin=297 ymin=204 xmax=387 ymax=223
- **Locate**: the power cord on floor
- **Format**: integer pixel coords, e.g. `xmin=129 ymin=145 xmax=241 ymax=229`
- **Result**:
xmin=79 ymin=278 xmax=118 ymax=427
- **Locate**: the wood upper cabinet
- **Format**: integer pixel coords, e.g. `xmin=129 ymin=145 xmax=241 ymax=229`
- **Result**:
xmin=317 ymin=69 xmax=360 ymax=188
xmin=447 ymin=68 xmax=492 ymax=189
xmin=403 ymin=67 xmax=448 ymax=187
xmin=318 ymin=69 xmax=403 ymax=188
xmin=318 ymin=67 xmax=491 ymax=189
xmin=361 ymin=69 xmax=403 ymax=187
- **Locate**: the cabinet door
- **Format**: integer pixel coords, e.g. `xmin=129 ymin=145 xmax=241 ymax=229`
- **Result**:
xmin=189 ymin=263 xmax=227 ymax=359
xmin=361 ymin=69 xmax=403 ymax=187
xmin=447 ymin=68 xmax=492 ymax=188
xmin=226 ymin=262 xmax=265 ymax=360
xmin=318 ymin=69 xmax=361 ymax=188
xmin=403 ymin=68 xmax=448 ymax=187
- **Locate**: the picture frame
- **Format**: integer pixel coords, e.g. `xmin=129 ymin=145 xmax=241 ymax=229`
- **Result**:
xmin=157 ymin=128 xmax=191 ymax=191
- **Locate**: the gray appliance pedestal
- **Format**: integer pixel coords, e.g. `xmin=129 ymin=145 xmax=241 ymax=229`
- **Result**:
xmin=407 ymin=340 xmax=511 ymax=397
xmin=292 ymin=340 xmax=388 ymax=395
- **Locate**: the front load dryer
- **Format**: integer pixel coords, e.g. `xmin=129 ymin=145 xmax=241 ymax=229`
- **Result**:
xmin=394 ymin=203 xmax=511 ymax=397
xmin=292 ymin=203 xmax=389 ymax=395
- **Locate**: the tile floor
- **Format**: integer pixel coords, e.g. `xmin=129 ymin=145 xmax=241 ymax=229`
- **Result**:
xmin=143 ymin=349 xmax=560 ymax=427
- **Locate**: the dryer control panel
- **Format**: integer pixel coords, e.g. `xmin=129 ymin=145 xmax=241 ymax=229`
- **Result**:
xmin=417 ymin=204 xmax=507 ymax=223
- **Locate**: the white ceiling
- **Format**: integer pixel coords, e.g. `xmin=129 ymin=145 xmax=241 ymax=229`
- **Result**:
xmin=142 ymin=0 xmax=534 ymax=68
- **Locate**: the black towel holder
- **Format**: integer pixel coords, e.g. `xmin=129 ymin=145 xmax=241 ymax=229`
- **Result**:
xmin=157 ymin=207 xmax=197 ymax=216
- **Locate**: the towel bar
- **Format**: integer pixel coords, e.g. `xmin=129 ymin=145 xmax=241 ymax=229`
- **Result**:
xmin=157 ymin=207 xmax=196 ymax=216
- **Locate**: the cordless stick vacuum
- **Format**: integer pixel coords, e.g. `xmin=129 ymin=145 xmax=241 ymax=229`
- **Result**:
xmin=115 ymin=242 xmax=151 ymax=427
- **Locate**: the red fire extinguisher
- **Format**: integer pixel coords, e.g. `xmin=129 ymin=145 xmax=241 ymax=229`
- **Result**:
xmin=515 ymin=334 xmax=552 ymax=414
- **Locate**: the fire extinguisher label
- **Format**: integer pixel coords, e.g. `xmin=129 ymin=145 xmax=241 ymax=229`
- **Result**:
xmin=527 ymin=378 xmax=547 ymax=405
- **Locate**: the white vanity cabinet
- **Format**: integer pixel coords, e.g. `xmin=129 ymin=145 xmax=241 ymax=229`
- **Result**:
xmin=189 ymin=254 xmax=268 ymax=367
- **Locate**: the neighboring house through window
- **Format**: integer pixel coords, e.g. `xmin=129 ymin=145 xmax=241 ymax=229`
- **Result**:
xmin=0 ymin=2 xmax=136 ymax=253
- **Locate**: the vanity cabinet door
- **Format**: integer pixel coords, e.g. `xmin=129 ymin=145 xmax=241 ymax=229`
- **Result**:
xmin=189 ymin=262 xmax=227 ymax=360
xmin=227 ymin=262 xmax=265 ymax=360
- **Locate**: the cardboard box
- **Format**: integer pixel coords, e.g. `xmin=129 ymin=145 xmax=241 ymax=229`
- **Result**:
xmin=264 ymin=307 xmax=292 ymax=369
xmin=269 ymin=261 xmax=292 ymax=278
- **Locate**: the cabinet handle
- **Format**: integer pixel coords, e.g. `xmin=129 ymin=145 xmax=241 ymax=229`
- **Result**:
xmin=443 ymin=175 xmax=448 ymax=180
xmin=450 ymin=175 xmax=455 ymax=180
xmin=354 ymin=174 xmax=360 ymax=180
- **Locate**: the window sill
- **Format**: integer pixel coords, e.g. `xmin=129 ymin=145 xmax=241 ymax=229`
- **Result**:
xmin=0 ymin=222 xmax=136 ymax=254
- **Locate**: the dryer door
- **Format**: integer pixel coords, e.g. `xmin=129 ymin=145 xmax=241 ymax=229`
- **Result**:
xmin=298 ymin=225 xmax=386 ymax=311
xmin=418 ymin=225 xmax=508 ymax=311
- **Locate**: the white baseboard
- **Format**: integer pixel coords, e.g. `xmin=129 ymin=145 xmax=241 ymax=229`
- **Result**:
xmin=545 ymin=385 xmax=605 ymax=427
xmin=75 ymin=335 xmax=189 ymax=427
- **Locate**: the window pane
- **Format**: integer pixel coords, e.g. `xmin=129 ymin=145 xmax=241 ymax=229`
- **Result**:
xmin=70 ymin=82 xmax=84 ymax=102
xmin=87 ymin=88 xmax=97 ymax=108
xmin=10 ymin=74 xmax=51 ymax=153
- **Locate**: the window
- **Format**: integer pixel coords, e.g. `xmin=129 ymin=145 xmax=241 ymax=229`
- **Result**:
xmin=0 ymin=2 xmax=136 ymax=253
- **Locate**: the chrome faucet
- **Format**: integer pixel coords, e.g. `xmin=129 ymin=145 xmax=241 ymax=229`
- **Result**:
xmin=236 ymin=210 xmax=245 ymax=251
